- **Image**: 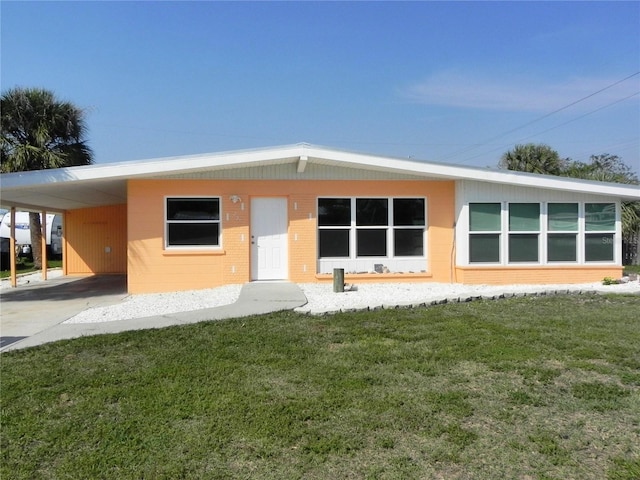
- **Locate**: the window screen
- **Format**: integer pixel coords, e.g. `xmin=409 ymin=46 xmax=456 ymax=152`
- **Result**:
xmin=469 ymin=234 xmax=500 ymax=263
xmin=548 ymin=234 xmax=577 ymax=262
xmin=585 ymin=233 xmax=614 ymax=261
xmin=509 ymin=203 xmax=540 ymax=231
xmin=548 ymin=203 xmax=578 ymax=231
xmin=585 ymin=203 xmax=615 ymax=231
xmin=469 ymin=203 xmax=501 ymax=231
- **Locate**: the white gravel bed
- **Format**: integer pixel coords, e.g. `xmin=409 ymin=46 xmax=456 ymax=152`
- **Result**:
xmin=3 ymin=270 xmax=639 ymax=324
xmin=294 ymin=280 xmax=640 ymax=315
xmin=64 ymin=284 xmax=243 ymax=324
xmin=67 ymin=278 xmax=640 ymax=323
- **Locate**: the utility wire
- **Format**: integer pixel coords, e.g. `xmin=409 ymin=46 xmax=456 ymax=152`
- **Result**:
xmin=456 ymin=90 xmax=640 ymax=165
xmin=436 ymin=71 xmax=640 ymax=163
xmin=570 ymin=138 xmax=640 ymax=165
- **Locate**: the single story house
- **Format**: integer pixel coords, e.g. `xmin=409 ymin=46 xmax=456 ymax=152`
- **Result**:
xmin=1 ymin=143 xmax=639 ymax=294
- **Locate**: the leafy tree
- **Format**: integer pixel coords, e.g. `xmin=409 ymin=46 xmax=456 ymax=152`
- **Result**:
xmin=1 ymin=87 xmax=93 ymax=269
xmin=563 ymin=154 xmax=638 ymax=184
xmin=499 ymin=143 xmax=568 ymax=175
xmin=562 ymin=154 xmax=640 ymax=264
xmin=499 ymin=147 xmax=640 ymax=265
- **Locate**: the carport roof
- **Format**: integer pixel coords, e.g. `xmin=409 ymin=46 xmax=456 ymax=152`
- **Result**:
xmin=1 ymin=143 xmax=639 ymax=212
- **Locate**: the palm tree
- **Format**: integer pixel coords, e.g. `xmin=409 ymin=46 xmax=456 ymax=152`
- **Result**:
xmin=499 ymin=147 xmax=640 ymax=265
xmin=1 ymin=87 xmax=93 ymax=269
xmin=564 ymin=155 xmax=640 ymax=265
xmin=499 ymin=143 xmax=567 ymax=176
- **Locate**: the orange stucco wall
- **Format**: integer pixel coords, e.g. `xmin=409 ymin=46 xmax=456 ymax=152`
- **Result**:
xmin=63 ymin=184 xmax=624 ymax=293
xmin=65 ymin=204 xmax=127 ymax=274
xmin=127 ymin=179 xmax=456 ymax=293
xmin=455 ymin=266 xmax=623 ymax=285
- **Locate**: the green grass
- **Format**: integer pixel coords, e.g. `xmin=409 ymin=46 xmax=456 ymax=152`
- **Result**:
xmin=2 ymin=294 xmax=639 ymax=479
xmin=0 ymin=259 xmax=62 ymax=277
xmin=623 ymin=264 xmax=640 ymax=276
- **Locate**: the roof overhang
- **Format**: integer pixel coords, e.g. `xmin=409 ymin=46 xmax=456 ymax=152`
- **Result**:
xmin=1 ymin=143 xmax=639 ymax=212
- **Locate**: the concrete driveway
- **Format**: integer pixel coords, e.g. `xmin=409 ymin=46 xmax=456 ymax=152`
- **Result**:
xmin=1 ymin=275 xmax=308 ymax=351
xmin=0 ymin=275 xmax=128 ymax=349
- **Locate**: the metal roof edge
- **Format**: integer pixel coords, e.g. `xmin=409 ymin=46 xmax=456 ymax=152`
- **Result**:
xmin=1 ymin=143 xmax=638 ymax=200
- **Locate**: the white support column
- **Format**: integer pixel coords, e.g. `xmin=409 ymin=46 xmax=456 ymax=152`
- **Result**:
xmin=62 ymin=212 xmax=68 ymax=276
xmin=9 ymin=207 xmax=17 ymax=288
xmin=41 ymin=210 xmax=48 ymax=280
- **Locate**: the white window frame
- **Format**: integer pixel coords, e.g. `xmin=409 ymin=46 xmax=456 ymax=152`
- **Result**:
xmin=164 ymin=196 xmax=222 ymax=250
xmin=317 ymin=196 xmax=427 ymax=274
xmin=464 ymin=201 xmax=619 ymax=266
xmin=545 ymin=202 xmax=579 ymax=263
xmin=507 ymin=202 xmax=541 ymax=264
xmin=468 ymin=202 xmax=503 ymax=264
xmin=584 ymin=202 xmax=616 ymax=263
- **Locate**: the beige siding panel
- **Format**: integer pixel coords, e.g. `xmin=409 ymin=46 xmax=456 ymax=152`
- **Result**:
xmin=65 ymin=204 xmax=127 ymax=274
xmin=458 ymin=180 xmax=617 ymax=203
xmin=152 ymin=163 xmax=429 ymax=181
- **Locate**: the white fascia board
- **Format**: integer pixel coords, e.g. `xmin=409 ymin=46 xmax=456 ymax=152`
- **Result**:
xmin=0 ymin=145 xmax=304 ymax=189
xmin=467 ymin=169 xmax=640 ymax=199
xmin=2 ymin=143 xmax=638 ymax=200
xmin=304 ymin=146 xmax=640 ymax=200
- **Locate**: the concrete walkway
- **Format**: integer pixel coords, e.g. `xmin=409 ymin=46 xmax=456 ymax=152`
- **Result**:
xmin=0 ymin=277 xmax=307 ymax=352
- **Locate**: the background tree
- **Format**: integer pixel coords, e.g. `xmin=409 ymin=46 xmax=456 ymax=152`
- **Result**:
xmin=499 ymin=146 xmax=640 ymax=265
xmin=562 ymin=154 xmax=640 ymax=265
xmin=1 ymin=87 xmax=93 ymax=269
xmin=563 ymin=154 xmax=639 ymax=184
xmin=498 ymin=143 xmax=568 ymax=175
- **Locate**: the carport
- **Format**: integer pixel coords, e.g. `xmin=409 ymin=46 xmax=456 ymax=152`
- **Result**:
xmin=0 ymin=163 xmax=129 ymax=287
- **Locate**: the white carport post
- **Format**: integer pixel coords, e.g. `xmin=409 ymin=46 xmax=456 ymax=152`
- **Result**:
xmin=61 ymin=212 xmax=67 ymax=276
xmin=41 ymin=210 xmax=48 ymax=281
xmin=9 ymin=207 xmax=17 ymax=288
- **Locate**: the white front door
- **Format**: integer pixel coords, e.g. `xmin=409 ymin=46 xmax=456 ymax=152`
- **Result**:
xmin=251 ymin=197 xmax=288 ymax=280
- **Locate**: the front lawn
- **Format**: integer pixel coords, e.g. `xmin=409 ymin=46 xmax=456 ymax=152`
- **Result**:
xmin=0 ymin=259 xmax=62 ymax=278
xmin=1 ymin=294 xmax=639 ymax=479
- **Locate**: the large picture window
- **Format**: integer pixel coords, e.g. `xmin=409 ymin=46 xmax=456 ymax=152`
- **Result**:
xmin=166 ymin=197 xmax=221 ymax=248
xmin=467 ymin=201 xmax=617 ymax=265
xmin=318 ymin=197 xmax=426 ymax=268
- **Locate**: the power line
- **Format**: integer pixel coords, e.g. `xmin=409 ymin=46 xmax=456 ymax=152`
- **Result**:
xmin=455 ymin=90 xmax=640 ymax=165
xmin=571 ymin=138 xmax=640 ymax=163
xmin=436 ymin=71 xmax=640 ymax=163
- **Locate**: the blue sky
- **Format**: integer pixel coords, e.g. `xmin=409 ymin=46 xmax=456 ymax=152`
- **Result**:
xmin=2 ymin=1 xmax=639 ymax=172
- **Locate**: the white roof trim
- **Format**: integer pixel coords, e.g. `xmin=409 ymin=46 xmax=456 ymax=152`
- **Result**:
xmin=1 ymin=143 xmax=638 ymax=211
